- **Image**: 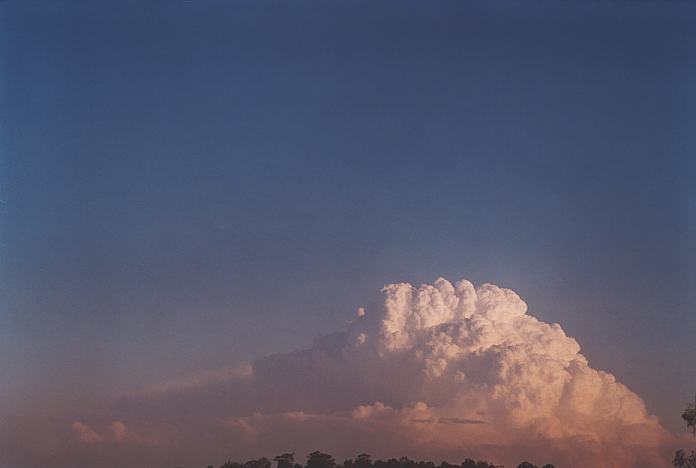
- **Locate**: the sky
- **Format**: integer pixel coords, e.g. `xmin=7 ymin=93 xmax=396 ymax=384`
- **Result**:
xmin=1 ymin=1 xmax=695 ymax=467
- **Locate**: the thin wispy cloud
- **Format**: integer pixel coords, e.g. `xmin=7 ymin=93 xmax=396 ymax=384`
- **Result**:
xmin=139 ymin=362 xmax=253 ymax=395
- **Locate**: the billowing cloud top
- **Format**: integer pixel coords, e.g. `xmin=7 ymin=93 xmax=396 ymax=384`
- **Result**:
xmin=18 ymin=278 xmax=671 ymax=468
xmin=240 ymin=278 xmax=668 ymax=467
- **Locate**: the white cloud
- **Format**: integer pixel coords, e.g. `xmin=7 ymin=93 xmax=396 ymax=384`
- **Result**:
xmin=68 ymin=278 xmax=672 ymax=468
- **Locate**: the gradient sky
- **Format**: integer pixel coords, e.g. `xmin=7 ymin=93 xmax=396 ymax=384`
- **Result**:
xmin=1 ymin=0 xmax=695 ymax=457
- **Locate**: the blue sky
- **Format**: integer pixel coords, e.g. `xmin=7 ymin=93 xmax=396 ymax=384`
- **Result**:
xmin=1 ymin=0 xmax=695 ymax=443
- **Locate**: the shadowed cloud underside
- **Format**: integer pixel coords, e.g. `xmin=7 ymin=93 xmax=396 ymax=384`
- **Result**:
xmin=68 ymin=278 xmax=671 ymax=468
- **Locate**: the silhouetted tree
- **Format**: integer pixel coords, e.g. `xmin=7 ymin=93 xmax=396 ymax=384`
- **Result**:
xmin=398 ymin=456 xmax=417 ymax=468
xmin=373 ymin=458 xmax=396 ymax=468
xmin=244 ymin=458 xmax=271 ymax=468
xmin=220 ymin=462 xmax=243 ymax=468
xmin=439 ymin=462 xmax=459 ymax=468
xmin=675 ymin=395 xmax=696 ymax=468
xmin=307 ymin=451 xmax=337 ymax=468
xmin=355 ymin=454 xmax=372 ymax=468
xmin=516 ymin=463 xmax=538 ymax=468
xmin=674 ymin=450 xmax=696 ymax=468
xmin=684 ymin=395 xmax=696 ymax=435
xmin=459 ymin=460 xmax=492 ymax=468
xmin=275 ymin=453 xmax=295 ymax=468
xmin=385 ymin=458 xmax=404 ymax=468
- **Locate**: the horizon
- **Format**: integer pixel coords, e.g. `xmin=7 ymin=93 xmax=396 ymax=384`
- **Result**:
xmin=1 ymin=2 xmax=695 ymax=467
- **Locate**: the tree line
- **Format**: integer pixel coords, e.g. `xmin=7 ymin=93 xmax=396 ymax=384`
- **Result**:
xmin=210 ymin=451 xmax=555 ymax=468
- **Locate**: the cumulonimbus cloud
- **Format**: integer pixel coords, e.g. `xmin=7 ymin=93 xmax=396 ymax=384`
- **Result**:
xmin=58 ymin=278 xmax=673 ymax=467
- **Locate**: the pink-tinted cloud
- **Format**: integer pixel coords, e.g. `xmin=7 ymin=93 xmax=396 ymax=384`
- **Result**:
xmin=138 ymin=362 xmax=253 ymax=395
xmin=2 ymin=278 xmax=678 ymax=468
xmin=71 ymin=421 xmax=103 ymax=444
